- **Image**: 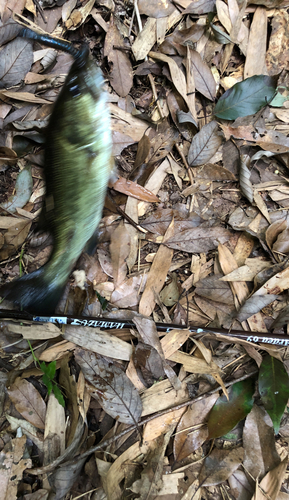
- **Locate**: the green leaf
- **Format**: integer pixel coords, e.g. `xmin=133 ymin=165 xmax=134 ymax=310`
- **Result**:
xmin=270 ymin=91 xmax=289 ymax=107
xmin=40 ymin=360 xmax=56 ymax=380
xmin=207 ymin=378 xmax=255 ymax=439
xmin=214 ymin=75 xmax=278 ymax=120
xmin=95 ymin=291 xmax=108 ymax=310
xmin=210 ymin=23 xmax=232 ymax=44
xmin=258 ymin=354 xmax=289 ymax=434
xmin=52 ymin=384 xmax=65 ymax=408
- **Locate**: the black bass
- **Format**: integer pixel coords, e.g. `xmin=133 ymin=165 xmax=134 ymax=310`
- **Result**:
xmin=0 ymin=29 xmax=112 ymax=314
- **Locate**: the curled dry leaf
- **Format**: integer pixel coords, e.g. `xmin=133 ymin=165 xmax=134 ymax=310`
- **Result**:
xmin=188 ymin=121 xmax=222 ymax=166
xmin=110 ymin=221 xmax=130 ymax=288
xmin=266 ymin=219 xmax=287 ymax=250
xmin=75 ymin=350 xmax=142 ymax=425
xmin=239 ymin=154 xmax=253 ymax=203
xmin=112 ymin=176 xmax=159 ymax=202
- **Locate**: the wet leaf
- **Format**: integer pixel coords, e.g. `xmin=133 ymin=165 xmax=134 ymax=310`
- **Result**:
xmin=8 ymin=378 xmax=46 ymax=430
xmin=258 ymin=354 xmax=289 ymax=434
xmin=214 ymin=75 xmax=277 ymax=120
xmin=188 ymin=121 xmax=222 ymax=166
xmin=75 ymin=350 xmax=142 ymax=425
xmin=207 ymin=378 xmax=255 ymax=439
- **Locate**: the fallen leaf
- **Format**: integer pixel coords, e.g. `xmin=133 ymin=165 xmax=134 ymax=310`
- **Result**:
xmin=75 ymin=350 xmax=142 ymax=425
xmin=199 ymin=447 xmax=244 ymax=486
xmin=104 ymin=17 xmax=133 ymax=97
xmin=8 ymin=378 xmax=46 ymax=430
xmin=188 ymin=121 xmax=222 ymax=166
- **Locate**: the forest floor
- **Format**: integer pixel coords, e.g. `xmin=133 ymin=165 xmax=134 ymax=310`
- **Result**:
xmin=1 ymin=0 xmax=289 ymax=499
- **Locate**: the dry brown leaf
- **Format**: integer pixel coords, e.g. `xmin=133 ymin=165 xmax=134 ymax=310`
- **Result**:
xmin=112 ymin=176 xmax=159 ymax=202
xmin=244 ymin=7 xmax=268 ymax=78
xmin=43 ymin=392 xmax=66 ymax=465
xmin=0 ymin=89 xmax=52 ymax=104
xmin=109 ymin=103 xmax=148 ymax=155
xmin=104 ymin=17 xmax=133 ymax=97
xmin=64 ymin=325 xmax=132 ymax=361
xmin=243 ymin=405 xmax=281 ymax=481
xmin=188 ymin=121 xmax=222 ymax=166
xmin=141 ymin=379 xmax=189 ymax=417
xmin=165 ymin=226 xmax=231 ymax=253
xmin=138 ymin=0 xmax=176 ymax=17
xmin=174 ymin=393 xmax=218 ymax=462
xmin=133 ymin=316 xmax=182 ymax=390
xmin=199 ymin=447 xmax=244 ymax=486
xmin=168 ymin=351 xmax=222 ymax=375
xmin=221 ymin=124 xmax=289 ymax=154
xmin=266 ymin=219 xmax=287 ymax=250
xmin=75 ymin=350 xmax=142 ymax=425
xmin=139 ymin=218 xmax=174 ymax=317
xmin=189 ymin=49 xmax=216 ymax=101
xmin=266 ymin=10 xmax=289 ymax=75
xmin=239 ymin=154 xmax=254 ymax=204
xmin=6 ymin=320 xmax=61 ymax=340
xmin=143 ymin=408 xmax=186 ymax=443
xmin=105 ymin=442 xmax=149 ymax=500
xmin=161 ymin=328 xmax=191 ymax=358
xmin=8 ymin=378 xmax=46 ymax=430
xmin=149 ymin=50 xmax=196 ymax=119
xmin=110 ymin=221 xmax=130 ymax=287
xmin=251 ymin=457 xmax=288 ymax=500
xmin=0 ymin=435 xmax=32 ymax=498
xmin=110 ymin=274 xmax=146 ymax=308
xmin=272 ymin=229 xmax=289 ymax=254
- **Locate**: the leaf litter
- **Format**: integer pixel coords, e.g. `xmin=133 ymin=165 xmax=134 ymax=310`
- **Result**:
xmin=1 ymin=2 xmax=289 ymax=500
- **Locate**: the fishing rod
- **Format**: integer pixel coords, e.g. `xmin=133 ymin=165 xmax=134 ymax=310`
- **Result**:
xmin=0 ymin=310 xmax=288 ymax=347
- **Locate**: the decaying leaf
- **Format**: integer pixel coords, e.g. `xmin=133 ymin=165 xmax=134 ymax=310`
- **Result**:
xmin=188 ymin=121 xmax=222 ymax=166
xmin=75 ymin=350 xmax=142 ymax=425
xmin=8 ymin=378 xmax=46 ymax=430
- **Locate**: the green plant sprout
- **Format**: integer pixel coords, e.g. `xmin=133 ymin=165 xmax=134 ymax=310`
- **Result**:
xmin=27 ymin=340 xmax=65 ymax=407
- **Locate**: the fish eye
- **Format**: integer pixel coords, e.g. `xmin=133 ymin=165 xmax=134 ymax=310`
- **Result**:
xmin=69 ymin=83 xmax=81 ymax=98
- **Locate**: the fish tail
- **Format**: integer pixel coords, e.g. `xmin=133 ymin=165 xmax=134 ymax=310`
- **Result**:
xmin=0 ymin=268 xmax=66 ymax=315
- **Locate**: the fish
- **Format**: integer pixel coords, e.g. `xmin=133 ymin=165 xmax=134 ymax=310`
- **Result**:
xmin=0 ymin=29 xmax=112 ymax=314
